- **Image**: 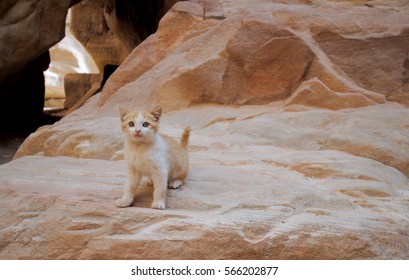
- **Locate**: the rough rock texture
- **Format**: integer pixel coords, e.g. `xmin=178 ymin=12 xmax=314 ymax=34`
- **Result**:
xmin=0 ymin=0 xmax=77 ymax=82
xmin=316 ymin=30 xmax=409 ymax=106
xmin=16 ymin=1 xmax=409 ymax=156
xmin=0 ymin=0 xmax=78 ymax=131
xmin=0 ymin=0 xmax=182 ymax=132
xmin=2 ymin=0 xmax=409 ymax=259
xmin=285 ymin=78 xmax=377 ymax=109
xmin=44 ymin=10 xmax=99 ymax=109
xmin=63 ymin=73 xmax=102 ymax=111
xmin=70 ymin=0 xmax=181 ymax=72
xmin=46 ymin=0 xmax=184 ymax=114
xmin=69 ymin=0 xmax=129 ymax=72
xmin=98 ymin=1 xmax=409 ymax=111
xmin=97 ymin=0 xmax=226 ymax=106
xmin=2 ymin=103 xmax=409 ymax=259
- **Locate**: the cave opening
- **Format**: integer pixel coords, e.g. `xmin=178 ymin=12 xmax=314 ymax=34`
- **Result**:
xmin=102 ymin=65 xmax=119 ymax=88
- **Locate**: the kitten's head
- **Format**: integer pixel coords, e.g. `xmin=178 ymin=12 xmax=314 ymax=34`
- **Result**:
xmin=119 ymin=106 xmax=162 ymax=143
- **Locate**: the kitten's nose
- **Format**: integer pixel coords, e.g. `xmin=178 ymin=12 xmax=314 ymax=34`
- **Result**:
xmin=135 ymin=129 xmax=141 ymax=134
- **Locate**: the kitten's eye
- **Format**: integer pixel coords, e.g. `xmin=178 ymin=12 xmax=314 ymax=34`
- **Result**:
xmin=142 ymin=122 xmax=150 ymax=128
xmin=128 ymin=121 xmax=135 ymax=127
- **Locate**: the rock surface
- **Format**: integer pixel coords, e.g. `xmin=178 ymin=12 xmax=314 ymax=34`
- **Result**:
xmin=0 ymin=0 xmax=76 ymax=82
xmin=97 ymin=0 xmax=409 ymax=110
xmin=44 ymin=10 xmax=100 ymax=109
xmin=4 ymin=102 xmax=409 ymax=259
xmin=2 ymin=0 xmax=409 ymax=259
xmin=0 ymin=0 xmax=181 ymax=132
xmin=69 ymin=0 xmax=182 ymax=72
xmin=16 ymin=1 xmax=409 ymax=158
xmin=2 ymin=121 xmax=409 ymax=259
xmin=0 ymin=0 xmax=77 ymax=131
xmin=63 ymin=73 xmax=102 ymax=111
xmin=97 ymin=0 xmax=225 ymax=106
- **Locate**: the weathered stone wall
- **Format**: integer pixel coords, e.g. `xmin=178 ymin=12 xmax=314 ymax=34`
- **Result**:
xmin=0 ymin=0 xmax=78 ymax=132
xmin=0 ymin=0 xmax=180 ymax=132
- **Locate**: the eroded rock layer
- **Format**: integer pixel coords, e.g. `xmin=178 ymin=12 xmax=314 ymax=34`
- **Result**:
xmin=1 ymin=0 xmax=409 ymax=259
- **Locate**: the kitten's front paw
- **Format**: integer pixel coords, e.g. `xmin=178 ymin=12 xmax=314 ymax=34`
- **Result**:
xmin=169 ymin=179 xmax=183 ymax=189
xmin=115 ymin=197 xmax=133 ymax=208
xmin=151 ymin=200 xmax=166 ymax=210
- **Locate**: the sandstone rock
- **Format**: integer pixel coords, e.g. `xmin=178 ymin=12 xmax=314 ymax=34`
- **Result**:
xmin=97 ymin=1 xmax=224 ymax=106
xmin=98 ymin=13 xmax=318 ymax=110
xmin=64 ymin=73 xmax=102 ymax=111
xmin=2 ymin=131 xmax=409 ymax=259
xmin=0 ymin=0 xmax=77 ymax=131
xmin=15 ymin=114 xmax=123 ymax=160
xmin=44 ymin=0 xmax=186 ymax=113
xmin=316 ymin=30 xmax=409 ymax=106
xmin=59 ymin=0 xmax=187 ymax=113
xmin=97 ymin=2 xmax=409 ymax=113
xmin=5 ymin=1 xmax=409 ymax=259
xmin=14 ymin=102 xmax=409 ymax=191
xmin=70 ymin=0 xmax=181 ymax=72
xmin=69 ymin=0 xmax=130 ymax=71
xmin=14 ymin=2 xmax=409 ymax=162
xmin=0 ymin=0 xmax=76 ymax=82
xmin=175 ymin=0 xmax=225 ymax=19
xmin=285 ymin=78 xmax=376 ymax=109
xmin=44 ymin=10 xmax=100 ymax=109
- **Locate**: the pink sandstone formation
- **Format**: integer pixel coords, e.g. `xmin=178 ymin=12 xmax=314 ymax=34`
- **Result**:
xmin=1 ymin=0 xmax=409 ymax=259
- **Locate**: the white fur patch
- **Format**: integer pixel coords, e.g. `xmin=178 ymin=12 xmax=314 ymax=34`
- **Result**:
xmin=152 ymin=134 xmax=169 ymax=175
xmin=125 ymin=134 xmax=169 ymax=179
xmin=136 ymin=112 xmax=144 ymax=126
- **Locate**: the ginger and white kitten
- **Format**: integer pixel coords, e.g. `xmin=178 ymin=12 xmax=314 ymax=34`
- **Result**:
xmin=115 ymin=106 xmax=190 ymax=210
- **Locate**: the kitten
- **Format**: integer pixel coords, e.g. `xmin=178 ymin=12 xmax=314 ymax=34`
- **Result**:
xmin=115 ymin=106 xmax=190 ymax=210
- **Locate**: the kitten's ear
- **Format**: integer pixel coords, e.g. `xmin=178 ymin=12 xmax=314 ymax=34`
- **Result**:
xmin=119 ymin=106 xmax=129 ymax=120
xmin=150 ymin=106 xmax=162 ymax=121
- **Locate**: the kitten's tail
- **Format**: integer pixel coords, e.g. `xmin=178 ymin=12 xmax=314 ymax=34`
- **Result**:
xmin=180 ymin=127 xmax=191 ymax=149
